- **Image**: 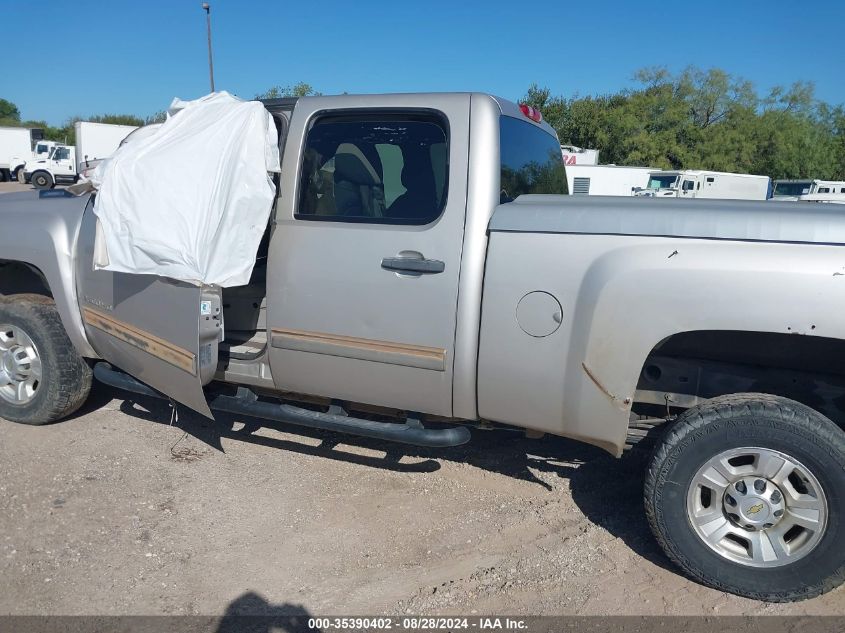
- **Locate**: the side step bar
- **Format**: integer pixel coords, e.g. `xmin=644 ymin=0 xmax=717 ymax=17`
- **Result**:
xmin=93 ymin=362 xmax=471 ymax=448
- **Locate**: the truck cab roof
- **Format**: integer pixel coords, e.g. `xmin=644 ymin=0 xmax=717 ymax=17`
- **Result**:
xmin=260 ymin=92 xmax=558 ymax=137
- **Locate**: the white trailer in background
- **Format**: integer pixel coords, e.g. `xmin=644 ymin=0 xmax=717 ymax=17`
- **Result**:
xmin=772 ymin=179 xmax=845 ymax=201
xmin=636 ymin=170 xmax=771 ymax=200
xmin=75 ymin=121 xmax=138 ymax=173
xmin=797 ymin=193 xmax=845 ymax=204
xmin=561 ymin=145 xmax=599 ymax=166
xmin=565 ymin=164 xmax=654 ymax=196
xmin=0 ymin=127 xmax=33 ymax=181
xmin=0 ymin=128 xmax=31 ymax=181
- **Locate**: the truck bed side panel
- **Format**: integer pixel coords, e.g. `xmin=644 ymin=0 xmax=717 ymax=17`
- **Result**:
xmin=478 ymin=231 xmax=845 ymax=455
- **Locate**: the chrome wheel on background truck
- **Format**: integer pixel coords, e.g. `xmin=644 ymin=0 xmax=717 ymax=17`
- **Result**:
xmin=645 ymin=393 xmax=845 ymax=601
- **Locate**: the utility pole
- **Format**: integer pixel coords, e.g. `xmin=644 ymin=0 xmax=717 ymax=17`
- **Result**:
xmin=202 ymin=2 xmax=215 ymax=92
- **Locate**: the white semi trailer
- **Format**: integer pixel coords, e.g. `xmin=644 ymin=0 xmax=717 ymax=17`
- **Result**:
xmin=772 ymin=179 xmax=845 ymax=201
xmin=637 ymin=170 xmax=771 ymax=200
xmin=565 ymin=164 xmax=654 ymax=196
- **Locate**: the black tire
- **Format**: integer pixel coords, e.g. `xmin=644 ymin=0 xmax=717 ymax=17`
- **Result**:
xmin=0 ymin=295 xmax=92 ymax=425
xmin=0 ymin=169 xmax=8 ymax=182
xmin=645 ymin=393 xmax=845 ymax=602
xmin=14 ymin=167 xmax=26 ymax=183
xmin=30 ymin=170 xmax=54 ymax=190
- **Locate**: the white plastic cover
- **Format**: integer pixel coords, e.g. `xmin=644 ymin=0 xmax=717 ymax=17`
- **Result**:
xmin=91 ymin=91 xmax=280 ymax=287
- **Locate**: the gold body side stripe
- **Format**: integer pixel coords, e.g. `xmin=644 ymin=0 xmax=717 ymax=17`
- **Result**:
xmin=271 ymin=328 xmax=446 ymax=371
xmin=82 ymin=307 xmax=196 ymax=374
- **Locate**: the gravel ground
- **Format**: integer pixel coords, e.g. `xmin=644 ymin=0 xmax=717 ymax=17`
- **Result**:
xmin=1 ymin=383 xmax=843 ymax=617
xmin=0 ymin=181 xmax=41 ymax=194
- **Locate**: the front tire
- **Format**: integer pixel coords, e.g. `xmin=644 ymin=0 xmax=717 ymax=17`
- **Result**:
xmin=0 ymin=295 xmax=92 ymax=425
xmin=30 ymin=170 xmax=54 ymax=190
xmin=645 ymin=393 xmax=845 ymax=601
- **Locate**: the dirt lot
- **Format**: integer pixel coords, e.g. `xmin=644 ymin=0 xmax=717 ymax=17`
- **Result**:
xmin=0 ymin=181 xmax=33 ymax=193
xmin=0 ymin=181 xmax=60 ymax=194
xmin=0 ymin=382 xmax=843 ymax=617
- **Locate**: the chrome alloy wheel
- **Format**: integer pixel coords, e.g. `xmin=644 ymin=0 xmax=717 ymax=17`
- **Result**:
xmin=687 ymin=447 xmax=828 ymax=568
xmin=0 ymin=324 xmax=42 ymax=405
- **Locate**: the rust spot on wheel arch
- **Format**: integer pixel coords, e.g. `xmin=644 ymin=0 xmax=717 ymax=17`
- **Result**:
xmin=582 ymin=362 xmax=632 ymax=410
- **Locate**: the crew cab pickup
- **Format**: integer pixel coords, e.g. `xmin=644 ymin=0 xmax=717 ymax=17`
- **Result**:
xmin=1 ymin=93 xmax=844 ymax=603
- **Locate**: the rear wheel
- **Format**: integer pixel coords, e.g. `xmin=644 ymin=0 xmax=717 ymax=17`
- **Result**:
xmin=0 ymin=295 xmax=92 ymax=425
xmin=30 ymin=171 xmax=54 ymax=190
xmin=14 ymin=167 xmax=26 ymax=183
xmin=645 ymin=393 xmax=845 ymax=601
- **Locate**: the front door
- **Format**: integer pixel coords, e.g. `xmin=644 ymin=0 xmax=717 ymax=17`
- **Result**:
xmin=266 ymin=96 xmax=471 ymax=417
xmin=75 ymin=202 xmax=221 ymax=416
xmin=52 ymin=146 xmax=76 ymax=180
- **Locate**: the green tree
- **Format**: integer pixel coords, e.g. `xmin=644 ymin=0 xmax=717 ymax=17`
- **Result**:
xmin=522 ymin=66 xmax=844 ymax=181
xmin=0 ymin=98 xmax=21 ymax=122
xmin=144 ymin=110 xmax=168 ymax=124
xmin=255 ymin=82 xmax=322 ymax=99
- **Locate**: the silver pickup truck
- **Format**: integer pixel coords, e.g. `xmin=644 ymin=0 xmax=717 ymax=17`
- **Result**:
xmin=1 ymin=93 xmax=843 ymax=602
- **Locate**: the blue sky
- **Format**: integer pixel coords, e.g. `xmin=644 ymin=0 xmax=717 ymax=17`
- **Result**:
xmin=3 ymin=0 xmax=844 ymax=125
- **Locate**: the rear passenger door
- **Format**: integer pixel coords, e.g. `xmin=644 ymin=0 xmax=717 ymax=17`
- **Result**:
xmin=267 ymin=96 xmax=470 ymax=417
xmin=76 ymin=202 xmax=222 ymax=417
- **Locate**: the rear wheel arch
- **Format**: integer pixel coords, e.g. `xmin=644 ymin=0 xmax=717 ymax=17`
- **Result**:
xmin=632 ymin=329 xmax=845 ymax=431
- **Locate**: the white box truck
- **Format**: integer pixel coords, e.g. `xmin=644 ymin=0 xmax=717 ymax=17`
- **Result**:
xmin=565 ymin=164 xmax=654 ymax=196
xmin=636 ymin=170 xmax=771 ymax=200
xmin=0 ymin=128 xmax=58 ymax=182
xmin=23 ymin=121 xmax=137 ymax=189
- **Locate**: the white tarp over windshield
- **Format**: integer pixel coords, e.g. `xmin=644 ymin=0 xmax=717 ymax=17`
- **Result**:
xmin=91 ymin=91 xmax=280 ymax=287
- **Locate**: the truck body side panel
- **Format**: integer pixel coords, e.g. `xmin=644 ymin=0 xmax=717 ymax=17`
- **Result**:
xmin=0 ymin=191 xmax=96 ymax=357
xmin=479 ymin=228 xmax=845 ymax=456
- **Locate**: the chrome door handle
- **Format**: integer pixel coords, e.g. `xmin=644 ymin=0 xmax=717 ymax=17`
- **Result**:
xmin=381 ymin=257 xmax=445 ymax=275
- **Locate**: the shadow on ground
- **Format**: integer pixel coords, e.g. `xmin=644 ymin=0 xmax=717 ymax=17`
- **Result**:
xmin=216 ymin=592 xmax=318 ymax=633
xmin=91 ymin=383 xmax=672 ymax=574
